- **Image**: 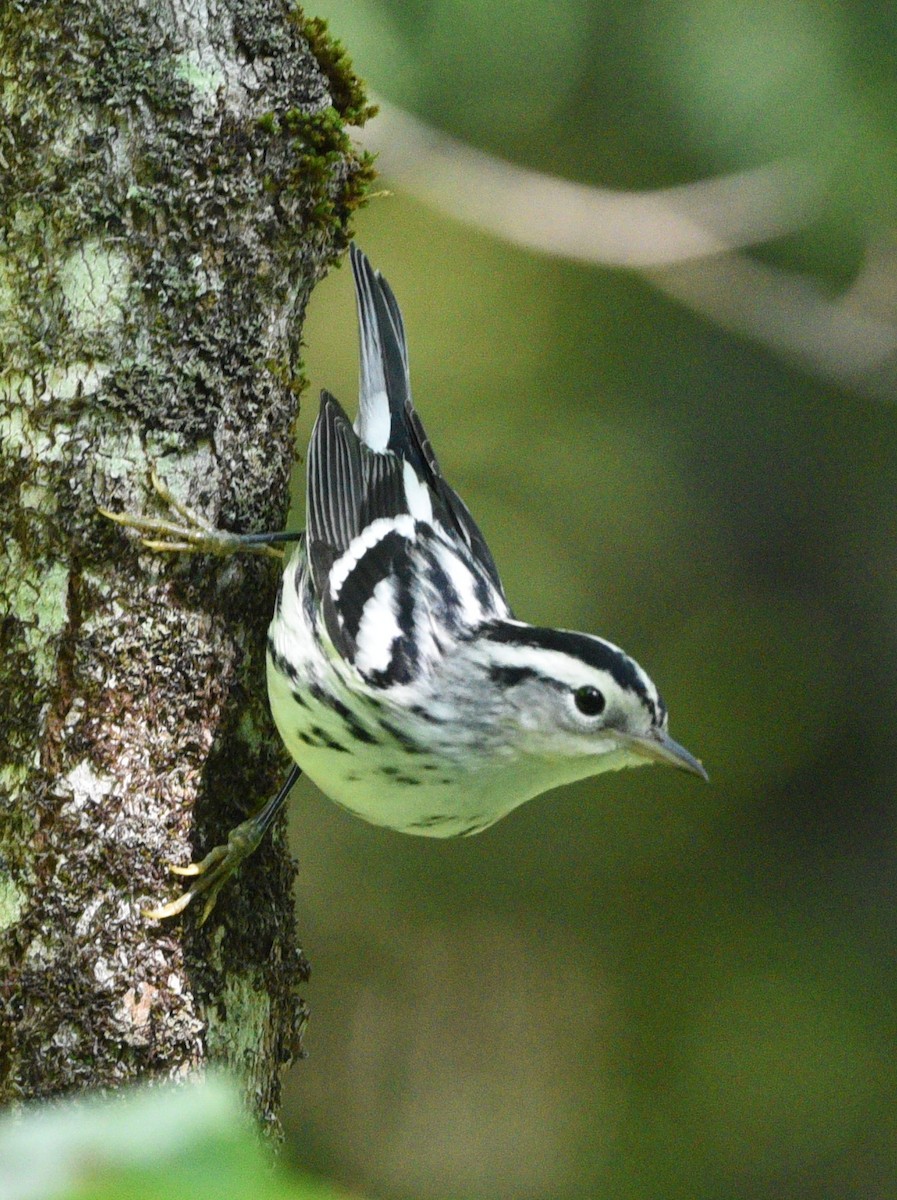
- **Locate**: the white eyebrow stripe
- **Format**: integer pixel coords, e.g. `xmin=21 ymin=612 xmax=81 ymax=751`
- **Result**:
xmin=479 ymin=641 xmax=623 ymax=691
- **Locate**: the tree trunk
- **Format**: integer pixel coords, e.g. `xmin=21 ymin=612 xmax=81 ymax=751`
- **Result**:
xmin=0 ymin=0 xmax=372 ymax=1131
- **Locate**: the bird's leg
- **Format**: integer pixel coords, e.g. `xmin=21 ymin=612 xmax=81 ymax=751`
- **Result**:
xmin=145 ymin=764 xmax=302 ymax=924
xmin=99 ymin=465 xmax=301 ymax=559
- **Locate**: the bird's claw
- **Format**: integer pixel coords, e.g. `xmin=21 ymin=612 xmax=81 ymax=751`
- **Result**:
xmin=143 ymin=818 xmax=265 ymax=925
xmin=99 ymin=465 xmax=282 ymax=559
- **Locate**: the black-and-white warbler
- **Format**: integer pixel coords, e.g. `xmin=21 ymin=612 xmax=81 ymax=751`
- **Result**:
xmin=106 ymin=245 xmax=706 ymax=920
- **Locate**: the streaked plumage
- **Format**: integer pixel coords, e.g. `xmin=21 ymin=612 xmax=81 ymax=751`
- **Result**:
xmin=265 ymin=246 xmax=705 ymax=838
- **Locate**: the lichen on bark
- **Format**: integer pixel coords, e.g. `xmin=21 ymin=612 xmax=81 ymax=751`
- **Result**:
xmin=0 ymin=0 xmax=372 ymax=1127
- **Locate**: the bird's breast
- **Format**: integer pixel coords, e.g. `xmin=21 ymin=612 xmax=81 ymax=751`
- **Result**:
xmin=265 ymin=648 xmax=537 ymax=836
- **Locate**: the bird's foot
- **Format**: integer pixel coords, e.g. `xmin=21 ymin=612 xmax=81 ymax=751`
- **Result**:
xmin=99 ymin=465 xmax=283 ymax=560
xmin=143 ymin=813 xmax=268 ymax=925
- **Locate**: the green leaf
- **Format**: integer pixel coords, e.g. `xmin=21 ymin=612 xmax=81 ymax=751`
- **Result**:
xmin=0 ymin=1076 xmax=355 ymax=1200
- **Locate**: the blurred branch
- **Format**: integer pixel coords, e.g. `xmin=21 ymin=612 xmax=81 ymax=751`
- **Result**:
xmin=648 ymin=234 xmax=897 ymax=398
xmin=360 ymin=98 xmax=816 ymax=267
xmin=358 ymin=99 xmax=897 ymax=398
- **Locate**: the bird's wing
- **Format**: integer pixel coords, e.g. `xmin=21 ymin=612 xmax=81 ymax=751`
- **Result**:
xmin=306 ymin=390 xmax=405 ymax=592
xmin=306 ymin=391 xmax=508 ymax=679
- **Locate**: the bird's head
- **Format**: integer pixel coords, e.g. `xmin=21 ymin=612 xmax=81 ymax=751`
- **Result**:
xmin=464 ymin=621 xmax=707 ymax=786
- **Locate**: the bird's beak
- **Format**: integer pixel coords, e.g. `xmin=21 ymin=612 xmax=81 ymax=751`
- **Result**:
xmin=622 ymin=729 xmax=708 ymax=781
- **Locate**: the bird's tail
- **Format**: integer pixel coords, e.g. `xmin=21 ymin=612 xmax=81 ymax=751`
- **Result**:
xmin=348 ymin=245 xmax=508 ymax=605
xmin=350 ymin=243 xmax=412 ymax=456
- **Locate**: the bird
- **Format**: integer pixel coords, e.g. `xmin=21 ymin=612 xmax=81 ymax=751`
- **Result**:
xmin=105 ymin=244 xmax=706 ymax=920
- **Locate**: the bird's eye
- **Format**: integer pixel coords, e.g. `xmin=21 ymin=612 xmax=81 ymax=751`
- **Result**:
xmin=574 ymin=685 xmax=605 ymax=716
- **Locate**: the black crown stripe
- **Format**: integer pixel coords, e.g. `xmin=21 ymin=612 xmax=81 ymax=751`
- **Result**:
xmin=480 ymin=622 xmax=649 ymax=702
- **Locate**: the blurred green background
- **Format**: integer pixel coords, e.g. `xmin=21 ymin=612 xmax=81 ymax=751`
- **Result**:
xmin=280 ymin=3 xmax=897 ymax=1199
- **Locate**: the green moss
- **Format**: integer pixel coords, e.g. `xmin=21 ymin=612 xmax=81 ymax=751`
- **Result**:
xmin=265 ymin=357 xmax=308 ymax=397
xmin=255 ymin=111 xmax=280 ymax=136
xmin=256 ymin=103 xmax=376 ymax=248
xmin=292 ymin=11 xmax=378 ymax=127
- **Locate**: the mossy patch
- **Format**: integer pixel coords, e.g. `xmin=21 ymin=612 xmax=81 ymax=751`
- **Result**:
xmin=292 ymin=11 xmax=378 ymax=127
xmin=256 ymin=102 xmax=376 ymax=250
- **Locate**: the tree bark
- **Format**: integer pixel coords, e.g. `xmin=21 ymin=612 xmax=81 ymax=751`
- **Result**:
xmin=0 ymin=0 xmax=372 ymax=1130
